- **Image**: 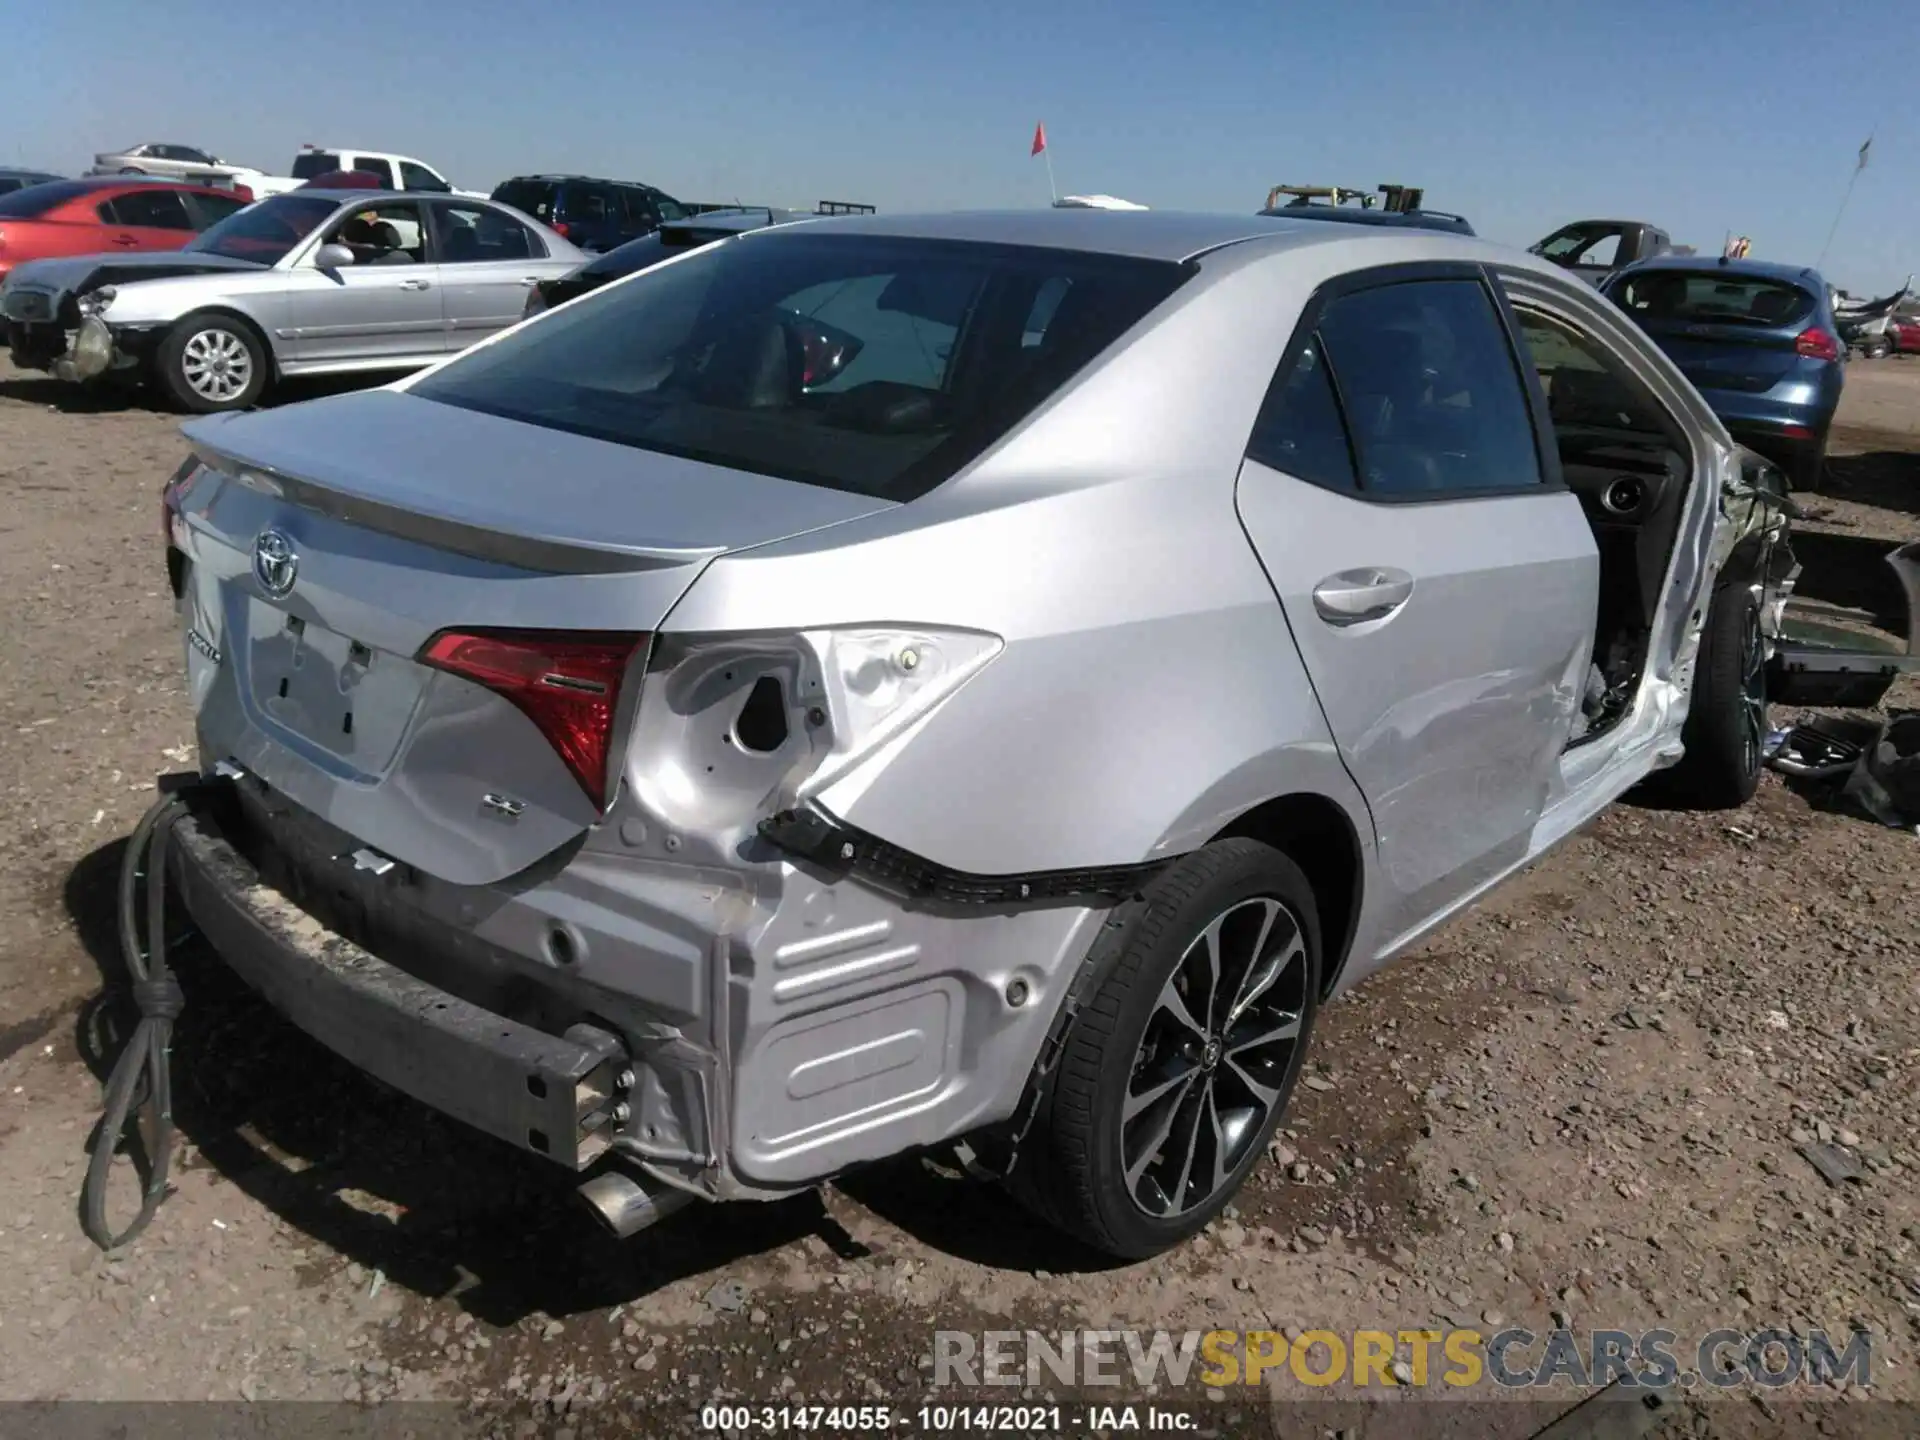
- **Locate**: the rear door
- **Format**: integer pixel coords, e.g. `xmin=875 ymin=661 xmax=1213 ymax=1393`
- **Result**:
xmin=1608 ymin=269 xmax=1817 ymax=394
xmin=98 ymin=188 xmax=198 ymax=252
xmin=1235 ymin=264 xmax=1597 ymax=937
xmin=428 ymin=200 xmax=550 ymax=350
xmin=281 ymin=199 xmax=443 ymax=365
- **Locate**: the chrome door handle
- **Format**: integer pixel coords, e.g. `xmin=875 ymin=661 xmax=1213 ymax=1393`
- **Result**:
xmin=399 ymin=278 xmax=431 ymax=291
xmin=1311 ymin=568 xmax=1415 ymax=626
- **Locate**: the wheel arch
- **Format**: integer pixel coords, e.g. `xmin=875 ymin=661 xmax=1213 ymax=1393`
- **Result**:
xmin=1208 ymin=790 xmax=1365 ymax=999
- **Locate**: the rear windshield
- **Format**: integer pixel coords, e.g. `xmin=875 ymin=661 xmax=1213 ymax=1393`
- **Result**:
xmin=577 ymin=225 xmax=749 ymax=279
xmin=1612 ymin=270 xmax=1816 ymax=328
xmin=0 ymin=180 xmax=94 ymax=217
xmin=187 ymin=193 xmax=339 ymax=264
xmin=493 ymin=180 xmax=559 ymax=224
xmin=413 ymin=232 xmax=1189 ymax=502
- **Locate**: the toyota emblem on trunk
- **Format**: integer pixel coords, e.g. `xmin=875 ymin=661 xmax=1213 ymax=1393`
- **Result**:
xmin=253 ymin=528 xmax=298 ymax=598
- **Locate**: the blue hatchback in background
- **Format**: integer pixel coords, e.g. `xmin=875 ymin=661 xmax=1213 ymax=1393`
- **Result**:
xmin=1603 ymin=256 xmax=1843 ymax=490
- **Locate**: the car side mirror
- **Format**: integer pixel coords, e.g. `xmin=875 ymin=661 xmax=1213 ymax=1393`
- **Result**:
xmin=314 ymin=243 xmax=356 ymax=270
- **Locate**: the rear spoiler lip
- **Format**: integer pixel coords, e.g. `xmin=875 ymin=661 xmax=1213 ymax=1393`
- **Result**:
xmin=184 ymin=429 xmax=722 ymax=576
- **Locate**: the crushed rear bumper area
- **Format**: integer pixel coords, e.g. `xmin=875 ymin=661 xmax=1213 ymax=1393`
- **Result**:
xmin=169 ymin=803 xmax=634 ymax=1170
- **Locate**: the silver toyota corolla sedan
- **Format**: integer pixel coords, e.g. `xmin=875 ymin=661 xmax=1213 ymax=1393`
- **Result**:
xmin=156 ymin=209 xmax=1804 ymax=1258
xmin=0 ymin=188 xmax=583 ymax=412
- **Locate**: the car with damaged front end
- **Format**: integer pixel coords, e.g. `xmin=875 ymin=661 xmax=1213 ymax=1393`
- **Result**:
xmin=155 ymin=210 xmax=1846 ymax=1260
xmin=2 ymin=188 xmax=581 ymax=412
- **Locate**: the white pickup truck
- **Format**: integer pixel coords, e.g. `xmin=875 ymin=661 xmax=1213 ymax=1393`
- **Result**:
xmin=262 ymin=146 xmax=485 ymax=198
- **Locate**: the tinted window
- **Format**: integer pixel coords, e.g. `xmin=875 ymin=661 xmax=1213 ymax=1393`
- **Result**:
xmin=620 ymin=187 xmax=658 ymax=229
xmin=291 ymin=152 xmax=342 ymax=180
xmin=0 ymin=180 xmax=95 ymax=217
xmin=653 ymin=192 xmax=688 ymax=222
xmin=1507 ymin=305 xmax=1672 ymax=436
xmin=1315 ymin=278 xmax=1542 ymax=496
xmin=399 ymin=161 xmax=448 ymax=193
xmin=493 ymin=179 xmax=558 ymax=224
xmin=350 ymin=157 xmax=397 ymax=188
xmin=580 ymin=233 xmax=673 ymax=279
xmin=431 ymin=202 xmax=541 ymax=262
xmin=414 ymin=234 xmax=1188 ymax=502
xmin=1247 ymin=336 xmax=1358 ymax=491
xmin=1611 ymin=270 xmax=1816 ymax=329
xmin=186 ymin=192 xmax=249 ymax=228
xmin=188 ymin=193 xmax=339 ymax=263
xmin=102 ymin=189 xmax=194 ymax=230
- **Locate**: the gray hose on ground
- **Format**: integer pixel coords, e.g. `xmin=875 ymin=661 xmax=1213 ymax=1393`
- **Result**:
xmin=80 ymin=790 xmax=192 ymax=1250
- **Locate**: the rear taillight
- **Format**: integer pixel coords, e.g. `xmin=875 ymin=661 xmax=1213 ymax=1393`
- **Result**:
xmin=231 ymin=183 xmax=254 ymax=202
xmin=420 ymin=629 xmax=646 ymax=806
xmin=1795 ymin=327 xmax=1840 ymax=361
xmin=523 ymin=286 xmax=547 ymax=318
xmin=551 ymin=220 xmax=570 ymax=238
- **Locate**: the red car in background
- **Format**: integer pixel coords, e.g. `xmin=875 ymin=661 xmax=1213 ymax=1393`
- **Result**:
xmin=0 ymin=178 xmax=252 ymax=282
xmin=1887 ymin=317 xmax=1920 ymax=355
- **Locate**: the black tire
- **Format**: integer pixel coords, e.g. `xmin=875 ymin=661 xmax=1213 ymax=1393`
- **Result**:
xmin=1005 ymin=838 xmax=1322 ymax=1259
xmin=1865 ymin=335 xmax=1891 ymax=360
xmin=1792 ymin=444 xmax=1827 ymax=494
xmin=156 ymin=312 xmax=269 ymax=413
xmin=1661 ymin=579 xmax=1768 ymax=809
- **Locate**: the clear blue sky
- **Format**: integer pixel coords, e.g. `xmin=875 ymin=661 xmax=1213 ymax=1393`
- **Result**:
xmin=11 ymin=0 xmax=1915 ymax=290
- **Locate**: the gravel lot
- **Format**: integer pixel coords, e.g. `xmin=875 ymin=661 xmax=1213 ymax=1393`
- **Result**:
xmin=0 ymin=356 xmax=1915 ymax=1436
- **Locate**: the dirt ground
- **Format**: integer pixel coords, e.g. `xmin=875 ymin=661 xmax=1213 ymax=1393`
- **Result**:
xmin=0 ymin=355 xmax=1916 ymax=1438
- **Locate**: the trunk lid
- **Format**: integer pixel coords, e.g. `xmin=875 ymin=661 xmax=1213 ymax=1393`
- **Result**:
xmin=175 ymin=389 xmax=896 ymax=885
xmin=1637 ymin=320 xmax=1810 ymax=394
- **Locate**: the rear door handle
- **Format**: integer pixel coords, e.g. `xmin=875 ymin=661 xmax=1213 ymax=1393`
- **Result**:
xmin=1311 ymin=568 xmax=1415 ymax=626
xmin=399 ymin=278 xmax=431 ymax=291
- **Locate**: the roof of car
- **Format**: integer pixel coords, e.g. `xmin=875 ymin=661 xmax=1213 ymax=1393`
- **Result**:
xmin=0 ymin=167 xmax=62 ymax=180
xmin=1616 ymin=254 xmax=1826 ymax=286
xmin=770 ymin=208 xmax=1383 ymax=262
xmin=290 ymin=187 xmax=483 ymax=204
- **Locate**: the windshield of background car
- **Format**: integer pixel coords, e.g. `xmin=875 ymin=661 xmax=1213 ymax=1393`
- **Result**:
xmin=187 ymin=194 xmax=339 ymax=263
xmin=0 ymin=181 xmax=94 ymax=217
xmin=1612 ymin=270 xmax=1817 ymax=329
xmin=413 ymin=233 xmax=1190 ymax=501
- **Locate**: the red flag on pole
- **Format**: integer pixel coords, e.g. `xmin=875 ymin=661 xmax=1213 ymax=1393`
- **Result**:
xmin=1031 ymin=122 xmax=1047 ymax=157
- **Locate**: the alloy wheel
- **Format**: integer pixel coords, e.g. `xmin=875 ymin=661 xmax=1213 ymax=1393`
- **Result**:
xmin=1122 ymin=896 xmax=1309 ymax=1217
xmin=180 ymin=328 xmax=254 ymax=404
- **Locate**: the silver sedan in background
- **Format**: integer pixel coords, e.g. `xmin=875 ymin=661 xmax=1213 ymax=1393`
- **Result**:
xmin=0 ymin=189 xmax=584 ymax=411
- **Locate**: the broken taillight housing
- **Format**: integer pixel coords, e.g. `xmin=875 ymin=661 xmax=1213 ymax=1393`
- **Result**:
xmin=420 ymin=629 xmax=648 ymax=808
xmin=161 ymin=456 xmax=198 ymax=547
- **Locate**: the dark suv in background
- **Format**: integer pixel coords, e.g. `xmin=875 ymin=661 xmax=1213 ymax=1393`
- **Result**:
xmin=490 ymin=175 xmax=689 ymax=252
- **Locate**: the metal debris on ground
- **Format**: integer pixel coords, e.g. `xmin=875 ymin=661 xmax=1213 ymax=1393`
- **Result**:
xmin=1769 ymin=712 xmax=1920 ymax=832
xmin=704 ymin=1278 xmax=749 ymax=1314
xmin=1798 ymin=1141 xmax=1864 ymax=1188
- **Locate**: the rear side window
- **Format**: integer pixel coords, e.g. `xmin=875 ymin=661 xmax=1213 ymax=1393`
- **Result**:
xmin=0 ymin=180 xmax=93 ymax=217
xmin=413 ymin=233 xmax=1189 ymax=501
xmin=1247 ymin=337 xmax=1357 ymax=491
xmin=351 ymin=157 xmax=397 ymax=188
xmin=1612 ymin=270 xmax=1815 ymax=328
xmin=187 ymin=192 xmax=249 ymax=228
xmin=1249 ymin=276 xmax=1542 ymax=499
xmin=493 ymin=179 xmax=558 ymax=224
xmin=101 ymin=189 xmax=194 ymax=230
xmin=291 ymin=152 xmax=342 ymax=180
